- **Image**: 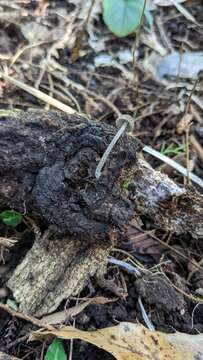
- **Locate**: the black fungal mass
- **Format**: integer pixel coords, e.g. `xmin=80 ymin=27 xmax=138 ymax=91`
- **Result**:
xmin=0 ymin=111 xmax=141 ymax=243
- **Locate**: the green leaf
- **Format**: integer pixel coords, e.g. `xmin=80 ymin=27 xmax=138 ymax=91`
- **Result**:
xmin=0 ymin=210 xmax=23 ymax=227
xmin=160 ymin=143 xmax=186 ymax=157
xmin=103 ymin=0 xmax=145 ymax=37
xmin=44 ymin=339 xmax=67 ymax=360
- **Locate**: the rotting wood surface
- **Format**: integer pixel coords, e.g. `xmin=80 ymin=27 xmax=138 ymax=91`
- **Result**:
xmin=8 ymin=238 xmax=110 ymax=317
xmin=0 ymin=110 xmax=141 ymax=244
xmin=0 ymin=110 xmax=202 ymax=316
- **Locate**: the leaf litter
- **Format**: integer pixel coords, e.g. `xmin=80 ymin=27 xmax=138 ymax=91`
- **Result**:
xmin=0 ymin=0 xmax=203 ymax=359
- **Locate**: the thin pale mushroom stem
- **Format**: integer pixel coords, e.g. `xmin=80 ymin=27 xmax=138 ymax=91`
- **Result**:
xmin=95 ymin=122 xmax=127 ymax=179
xmin=0 ymin=72 xmax=202 ymax=188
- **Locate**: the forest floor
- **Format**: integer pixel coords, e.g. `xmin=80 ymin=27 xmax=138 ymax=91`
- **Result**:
xmin=0 ymin=1 xmax=203 ymax=359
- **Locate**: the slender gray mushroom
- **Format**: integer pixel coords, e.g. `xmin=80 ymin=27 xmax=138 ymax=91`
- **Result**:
xmin=95 ymin=115 xmax=134 ymax=179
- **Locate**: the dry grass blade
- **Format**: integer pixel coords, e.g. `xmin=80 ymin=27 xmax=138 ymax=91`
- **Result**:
xmin=0 ymin=303 xmax=55 ymax=331
xmin=10 ymin=41 xmax=51 ymax=66
xmin=0 ymin=72 xmax=76 ymax=114
xmin=127 ymin=220 xmax=203 ymax=274
xmin=168 ymin=0 xmax=199 ymax=25
xmin=143 ymin=145 xmax=203 ymax=188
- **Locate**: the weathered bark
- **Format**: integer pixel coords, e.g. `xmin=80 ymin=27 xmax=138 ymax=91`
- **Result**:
xmin=1 ymin=110 xmax=202 ymax=316
xmin=7 ymin=236 xmax=110 ymax=317
xmin=128 ymin=159 xmax=203 ymax=238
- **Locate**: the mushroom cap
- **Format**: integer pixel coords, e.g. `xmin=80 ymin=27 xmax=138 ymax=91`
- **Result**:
xmin=116 ymin=115 xmax=134 ymax=133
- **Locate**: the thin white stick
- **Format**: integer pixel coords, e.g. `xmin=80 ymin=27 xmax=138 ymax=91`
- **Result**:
xmin=143 ymin=145 xmax=203 ymax=188
xmin=108 ymin=256 xmax=141 ymax=276
xmin=138 ymin=296 xmax=155 ymax=331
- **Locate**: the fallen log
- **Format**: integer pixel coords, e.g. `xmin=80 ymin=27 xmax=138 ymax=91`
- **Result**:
xmin=0 ymin=110 xmax=202 ymax=316
xmin=0 ymin=110 xmax=140 ymax=243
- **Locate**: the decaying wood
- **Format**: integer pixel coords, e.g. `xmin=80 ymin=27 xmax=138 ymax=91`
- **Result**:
xmin=128 ymin=159 xmax=203 ymax=238
xmin=7 ymin=237 xmax=110 ymax=317
xmin=0 ymin=110 xmax=140 ymax=243
xmin=0 ymin=110 xmax=202 ymax=316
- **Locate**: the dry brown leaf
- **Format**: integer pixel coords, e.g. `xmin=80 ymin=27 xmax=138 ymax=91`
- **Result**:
xmin=168 ymin=0 xmax=199 ymax=25
xmin=126 ymin=219 xmax=166 ymax=261
xmin=30 ymin=322 xmax=203 ymax=360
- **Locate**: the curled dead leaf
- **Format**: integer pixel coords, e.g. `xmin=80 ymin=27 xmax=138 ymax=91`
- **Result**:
xmin=30 ymin=322 xmax=203 ymax=360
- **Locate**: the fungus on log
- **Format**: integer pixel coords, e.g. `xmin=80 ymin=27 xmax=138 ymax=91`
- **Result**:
xmin=0 ymin=110 xmax=202 ymax=315
xmin=0 ymin=110 xmax=141 ymax=243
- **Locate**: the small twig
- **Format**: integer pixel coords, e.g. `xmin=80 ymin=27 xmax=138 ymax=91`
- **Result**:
xmin=10 ymin=41 xmax=51 ymax=66
xmin=138 ymin=296 xmax=155 ymax=331
xmin=130 ymin=223 xmax=203 ymax=273
xmin=108 ymin=256 xmax=141 ymax=276
xmin=191 ymin=303 xmax=202 ymax=331
xmin=143 ymin=145 xmax=203 ymax=188
xmin=0 ymin=72 xmax=76 ymax=114
xmin=83 ymin=0 xmax=96 ymax=29
xmin=161 ymin=271 xmax=203 ymax=304
xmin=51 ymin=72 xmax=121 ymax=116
xmin=0 ymin=303 xmax=55 ymax=331
xmin=184 ymin=77 xmax=199 ymax=184
xmin=71 ymin=0 xmax=96 ymax=62
xmin=132 ymin=0 xmax=147 ymax=85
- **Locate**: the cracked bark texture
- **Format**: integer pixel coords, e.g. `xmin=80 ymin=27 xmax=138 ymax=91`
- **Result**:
xmin=7 ymin=237 xmax=110 ymax=317
xmin=128 ymin=159 xmax=203 ymax=238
